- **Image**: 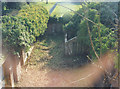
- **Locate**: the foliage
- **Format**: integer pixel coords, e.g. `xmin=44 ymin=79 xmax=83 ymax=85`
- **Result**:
xmin=91 ymin=23 xmax=116 ymax=58
xmin=2 ymin=16 xmax=35 ymax=54
xmin=77 ymin=19 xmax=90 ymax=55
xmin=64 ymin=2 xmax=117 ymax=59
xmin=76 ymin=8 xmax=99 ymax=56
xmin=86 ymin=2 xmax=118 ymax=28
xmin=64 ymin=21 xmax=79 ymax=39
xmin=48 ymin=15 xmax=58 ymax=24
xmin=18 ymin=5 xmax=49 ymax=37
xmin=98 ymin=2 xmax=118 ymax=28
xmin=64 ymin=7 xmax=99 ymax=40
xmin=48 ymin=15 xmax=69 ymax=24
xmin=2 ymin=5 xmax=49 ymax=55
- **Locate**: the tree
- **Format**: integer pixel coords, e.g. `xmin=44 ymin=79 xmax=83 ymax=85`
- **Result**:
xmin=99 ymin=2 xmax=118 ymax=28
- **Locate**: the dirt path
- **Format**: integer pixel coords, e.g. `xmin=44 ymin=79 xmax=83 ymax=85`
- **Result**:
xmin=16 ymin=37 xmax=119 ymax=87
xmin=16 ymin=53 xmax=118 ymax=87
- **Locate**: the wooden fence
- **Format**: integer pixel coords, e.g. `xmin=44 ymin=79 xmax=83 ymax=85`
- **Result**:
xmin=64 ymin=34 xmax=89 ymax=56
xmin=65 ymin=34 xmax=77 ymax=56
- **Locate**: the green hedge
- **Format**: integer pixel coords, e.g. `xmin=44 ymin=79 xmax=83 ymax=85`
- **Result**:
xmin=18 ymin=5 xmax=49 ymax=37
xmin=2 ymin=5 xmax=49 ymax=55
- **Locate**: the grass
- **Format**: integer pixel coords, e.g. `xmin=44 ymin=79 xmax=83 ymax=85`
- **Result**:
xmin=36 ymin=2 xmax=82 ymax=17
xmin=37 ymin=2 xmax=56 ymax=12
xmin=50 ymin=3 xmax=82 ymax=17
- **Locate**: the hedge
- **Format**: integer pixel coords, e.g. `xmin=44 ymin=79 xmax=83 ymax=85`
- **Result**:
xmin=2 ymin=4 xmax=49 ymax=55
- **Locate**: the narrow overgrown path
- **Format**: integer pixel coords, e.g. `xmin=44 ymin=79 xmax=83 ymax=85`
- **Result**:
xmin=16 ymin=35 xmax=118 ymax=87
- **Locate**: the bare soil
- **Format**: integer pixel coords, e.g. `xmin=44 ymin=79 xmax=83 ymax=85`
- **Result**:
xmin=16 ymin=37 xmax=119 ymax=87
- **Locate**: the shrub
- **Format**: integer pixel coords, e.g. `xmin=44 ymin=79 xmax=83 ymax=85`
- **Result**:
xmin=18 ymin=5 xmax=49 ymax=37
xmin=2 ymin=5 xmax=49 ymax=55
xmin=48 ymin=15 xmax=58 ymax=24
xmin=91 ymin=23 xmax=116 ymax=58
xmin=2 ymin=16 xmax=35 ymax=54
xmin=63 ymin=2 xmax=117 ymax=59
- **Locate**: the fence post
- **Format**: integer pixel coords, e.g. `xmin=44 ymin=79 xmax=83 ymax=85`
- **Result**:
xmin=3 ymin=57 xmax=14 ymax=87
xmin=20 ymin=49 xmax=25 ymax=66
xmin=12 ymin=55 xmax=21 ymax=82
xmin=65 ymin=33 xmax=68 ymax=56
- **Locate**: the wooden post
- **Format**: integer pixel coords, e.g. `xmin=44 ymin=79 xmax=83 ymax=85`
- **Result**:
xmin=3 ymin=56 xmax=14 ymax=87
xmin=65 ymin=33 xmax=68 ymax=56
xmin=12 ymin=55 xmax=21 ymax=82
xmin=20 ymin=49 xmax=25 ymax=66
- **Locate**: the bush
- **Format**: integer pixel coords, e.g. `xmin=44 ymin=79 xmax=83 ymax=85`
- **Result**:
xmin=63 ymin=2 xmax=117 ymax=59
xmin=48 ymin=15 xmax=64 ymax=24
xmin=48 ymin=15 xmax=58 ymax=24
xmin=64 ymin=21 xmax=78 ymax=40
xmin=18 ymin=5 xmax=49 ymax=37
xmin=2 ymin=5 xmax=49 ymax=55
xmin=2 ymin=16 xmax=35 ymax=54
xmin=91 ymin=23 xmax=116 ymax=58
xmin=77 ymin=19 xmax=90 ymax=55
